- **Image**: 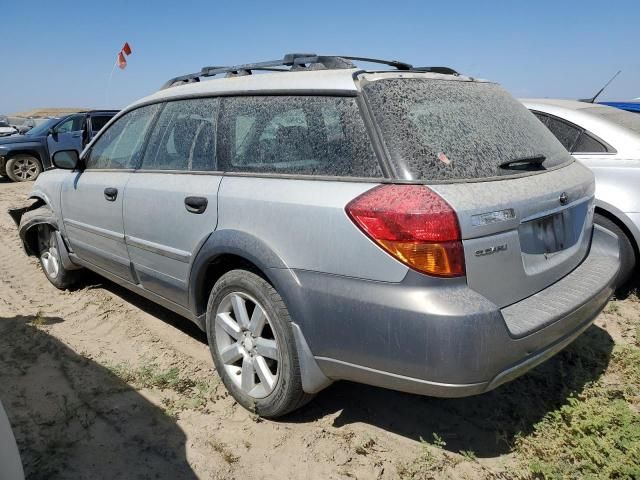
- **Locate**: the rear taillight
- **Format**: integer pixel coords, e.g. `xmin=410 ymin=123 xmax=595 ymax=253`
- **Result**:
xmin=345 ymin=185 xmax=465 ymax=277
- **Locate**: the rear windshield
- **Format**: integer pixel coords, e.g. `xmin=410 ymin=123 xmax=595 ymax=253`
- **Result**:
xmin=363 ymin=78 xmax=572 ymax=181
xmin=583 ymin=106 xmax=640 ymax=135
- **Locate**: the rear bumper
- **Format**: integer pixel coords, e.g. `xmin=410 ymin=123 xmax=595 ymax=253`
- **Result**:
xmin=274 ymin=225 xmax=619 ymax=397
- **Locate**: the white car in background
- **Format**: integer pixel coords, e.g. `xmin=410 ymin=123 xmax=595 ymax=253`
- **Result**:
xmin=0 ymin=117 xmax=18 ymax=137
xmin=0 ymin=401 xmax=24 ymax=480
xmin=522 ymin=99 xmax=640 ymax=287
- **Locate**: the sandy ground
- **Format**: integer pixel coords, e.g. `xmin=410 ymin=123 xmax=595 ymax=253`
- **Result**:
xmin=0 ymin=178 xmax=636 ymax=479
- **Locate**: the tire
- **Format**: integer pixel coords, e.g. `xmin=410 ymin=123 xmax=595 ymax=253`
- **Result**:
xmin=6 ymin=154 xmax=42 ymax=182
xmin=206 ymin=269 xmax=313 ymax=417
xmin=37 ymin=225 xmax=81 ymax=289
xmin=594 ymin=213 xmax=637 ymax=288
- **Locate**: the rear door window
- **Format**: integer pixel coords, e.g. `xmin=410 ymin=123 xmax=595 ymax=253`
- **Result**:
xmin=572 ymin=132 xmax=608 ymax=153
xmin=141 ymin=98 xmax=219 ymax=171
xmin=217 ymin=96 xmax=382 ymax=177
xmin=363 ymin=79 xmax=572 ymax=181
xmin=532 ymin=112 xmax=549 ymax=125
xmin=544 ymin=117 xmax=581 ymax=151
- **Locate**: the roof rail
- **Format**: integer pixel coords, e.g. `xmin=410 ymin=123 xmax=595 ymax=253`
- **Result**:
xmin=412 ymin=66 xmax=460 ymax=75
xmin=160 ymin=53 xmax=459 ymax=89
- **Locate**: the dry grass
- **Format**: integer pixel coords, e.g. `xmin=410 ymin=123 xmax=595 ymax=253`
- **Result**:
xmin=108 ymin=362 xmax=216 ymax=417
xmin=207 ymin=439 xmax=240 ymax=464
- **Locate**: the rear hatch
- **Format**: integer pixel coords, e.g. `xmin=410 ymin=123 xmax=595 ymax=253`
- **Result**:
xmin=362 ymin=74 xmax=595 ymax=307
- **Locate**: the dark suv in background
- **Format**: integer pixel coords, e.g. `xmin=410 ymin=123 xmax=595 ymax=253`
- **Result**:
xmin=0 ymin=110 xmax=117 ymax=182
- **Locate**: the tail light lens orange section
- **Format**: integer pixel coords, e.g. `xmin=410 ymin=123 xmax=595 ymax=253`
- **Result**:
xmin=346 ymin=185 xmax=465 ymax=277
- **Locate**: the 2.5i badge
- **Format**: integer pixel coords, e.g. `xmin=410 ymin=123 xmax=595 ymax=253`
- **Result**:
xmin=475 ymin=244 xmax=508 ymax=257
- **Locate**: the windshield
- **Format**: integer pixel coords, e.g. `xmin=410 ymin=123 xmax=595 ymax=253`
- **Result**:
xmin=25 ymin=117 xmax=61 ymax=137
xmin=584 ymin=106 xmax=640 ymax=135
xmin=363 ymin=78 xmax=572 ymax=181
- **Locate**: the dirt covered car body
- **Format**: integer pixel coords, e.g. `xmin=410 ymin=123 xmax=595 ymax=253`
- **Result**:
xmin=11 ymin=54 xmax=620 ymax=417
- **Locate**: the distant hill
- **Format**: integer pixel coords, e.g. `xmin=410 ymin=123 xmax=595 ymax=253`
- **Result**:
xmin=7 ymin=108 xmax=91 ymax=118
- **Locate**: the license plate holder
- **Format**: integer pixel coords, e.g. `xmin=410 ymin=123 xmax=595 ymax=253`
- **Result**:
xmin=532 ymin=213 xmax=567 ymax=254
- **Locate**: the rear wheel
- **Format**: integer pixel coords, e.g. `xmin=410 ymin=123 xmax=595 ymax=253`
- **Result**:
xmin=37 ymin=226 xmax=81 ymax=289
xmin=594 ymin=213 xmax=637 ymax=288
xmin=6 ymin=154 xmax=42 ymax=182
xmin=206 ymin=269 xmax=312 ymax=417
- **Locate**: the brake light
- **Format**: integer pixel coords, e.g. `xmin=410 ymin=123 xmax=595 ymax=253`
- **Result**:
xmin=345 ymin=185 xmax=465 ymax=277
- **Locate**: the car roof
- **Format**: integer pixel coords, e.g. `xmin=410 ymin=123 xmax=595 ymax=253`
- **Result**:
xmin=519 ymin=98 xmax=612 ymax=111
xmin=133 ymin=68 xmax=481 ymax=108
xmin=133 ymin=68 xmax=361 ymax=108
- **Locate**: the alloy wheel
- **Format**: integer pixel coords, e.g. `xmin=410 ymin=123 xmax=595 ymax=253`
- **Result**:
xmin=214 ymin=292 xmax=280 ymax=399
xmin=40 ymin=231 xmax=60 ymax=279
xmin=11 ymin=157 xmax=39 ymax=181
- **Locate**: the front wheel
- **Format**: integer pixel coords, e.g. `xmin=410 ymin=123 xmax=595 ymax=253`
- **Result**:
xmin=206 ymin=270 xmax=313 ymax=417
xmin=6 ymin=155 xmax=42 ymax=182
xmin=37 ymin=226 xmax=81 ymax=289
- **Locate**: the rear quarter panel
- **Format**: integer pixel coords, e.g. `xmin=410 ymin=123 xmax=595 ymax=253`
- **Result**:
xmin=575 ymin=156 xmax=640 ymax=213
xmin=575 ymin=155 xmax=640 ymax=249
xmin=215 ymin=176 xmax=409 ymax=282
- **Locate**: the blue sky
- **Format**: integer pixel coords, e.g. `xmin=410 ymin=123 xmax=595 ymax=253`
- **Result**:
xmin=2 ymin=0 xmax=638 ymax=113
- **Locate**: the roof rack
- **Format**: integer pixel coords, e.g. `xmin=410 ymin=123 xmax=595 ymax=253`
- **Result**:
xmin=160 ymin=53 xmax=459 ymax=89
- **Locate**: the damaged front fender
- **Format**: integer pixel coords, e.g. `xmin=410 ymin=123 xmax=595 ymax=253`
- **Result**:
xmin=9 ymin=200 xmax=56 ymax=256
xmin=10 ymin=201 xmax=81 ymax=271
xmin=8 ymin=198 xmax=43 ymax=229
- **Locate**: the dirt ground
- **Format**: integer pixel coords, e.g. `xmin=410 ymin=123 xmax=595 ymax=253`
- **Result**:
xmin=0 ymin=179 xmax=637 ymax=480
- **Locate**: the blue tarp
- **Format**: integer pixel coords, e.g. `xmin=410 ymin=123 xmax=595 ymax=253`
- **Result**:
xmin=599 ymin=101 xmax=640 ymax=113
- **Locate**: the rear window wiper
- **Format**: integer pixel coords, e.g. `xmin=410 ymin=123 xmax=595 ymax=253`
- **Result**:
xmin=500 ymin=154 xmax=546 ymax=171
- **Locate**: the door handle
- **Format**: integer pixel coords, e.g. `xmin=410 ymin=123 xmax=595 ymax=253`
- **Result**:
xmin=104 ymin=187 xmax=118 ymax=201
xmin=184 ymin=196 xmax=208 ymax=214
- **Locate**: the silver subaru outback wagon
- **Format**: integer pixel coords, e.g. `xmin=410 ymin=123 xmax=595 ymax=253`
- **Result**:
xmin=12 ymin=54 xmax=620 ymax=417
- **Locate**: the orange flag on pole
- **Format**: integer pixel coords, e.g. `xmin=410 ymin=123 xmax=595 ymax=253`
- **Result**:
xmin=117 ymin=52 xmax=127 ymax=69
xmin=116 ymin=42 xmax=132 ymax=69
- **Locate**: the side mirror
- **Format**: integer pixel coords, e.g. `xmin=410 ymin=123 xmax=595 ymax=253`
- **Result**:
xmin=52 ymin=150 xmax=80 ymax=170
xmin=48 ymin=128 xmax=56 ymax=136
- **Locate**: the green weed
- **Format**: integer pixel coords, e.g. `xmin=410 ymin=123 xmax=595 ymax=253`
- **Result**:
xmin=516 ymin=344 xmax=640 ymax=479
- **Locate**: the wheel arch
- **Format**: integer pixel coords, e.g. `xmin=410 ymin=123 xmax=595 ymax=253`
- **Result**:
xmin=190 ymin=229 xmax=332 ymax=394
xmin=594 ymin=202 xmax=640 ymax=260
xmin=188 ymin=229 xmax=291 ymax=318
xmin=6 ymin=149 xmax=42 ymax=163
xmin=16 ymin=201 xmax=57 ymax=256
